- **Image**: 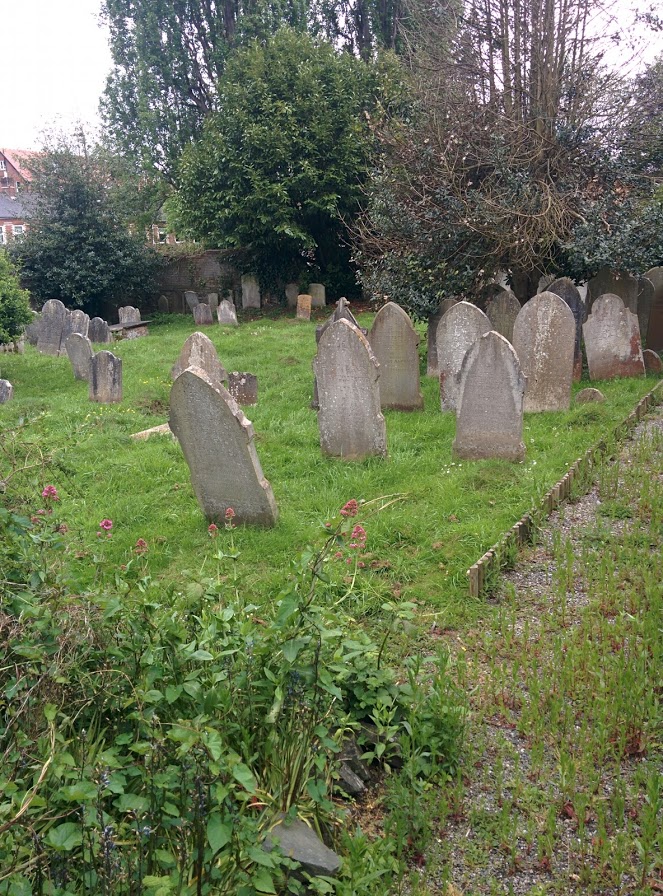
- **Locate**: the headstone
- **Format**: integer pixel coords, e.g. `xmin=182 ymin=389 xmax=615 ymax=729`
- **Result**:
xmin=587 ymin=267 xmax=638 ymax=313
xmin=485 ymin=289 xmax=521 ymax=345
xmin=184 ymin=290 xmax=200 ymax=309
xmin=426 ymin=298 xmax=459 ymax=376
xmin=309 ymin=283 xmax=326 ymax=308
xmin=575 ymin=387 xmax=605 ymax=403
xmin=241 ymin=275 xmax=261 ymax=309
xmin=0 ymin=339 xmax=24 ymax=354
xmin=0 ymin=379 xmax=13 ymax=403
xmin=582 ymin=293 xmax=645 ymax=381
xmin=65 ymin=333 xmax=94 ymax=381
xmin=118 ymin=305 xmax=149 ymax=339
xmin=25 ymin=316 xmax=41 ymax=345
xmin=643 ymin=349 xmax=662 ymax=374
xmin=89 ymin=351 xmax=122 ymax=403
xmin=512 ymin=292 xmax=575 ymax=411
xmin=645 ymin=267 xmax=663 ymax=352
xmin=228 ymin=372 xmax=258 ymax=405
xmin=296 ymin=294 xmax=312 ymax=320
xmin=169 ymin=367 xmax=279 ymax=526
xmin=547 ymin=277 xmax=585 ymax=381
xmin=217 ymin=299 xmax=238 ymax=326
xmin=88 ymin=317 xmax=112 ymax=344
xmin=285 ymin=283 xmax=299 ymax=308
xmin=537 ymin=274 xmax=555 ymax=293
xmin=368 ymin=302 xmax=423 ymax=410
xmin=453 ymin=331 xmax=526 ymax=461
xmin=206 ymin=293 xmax=219 ymax=314
xmin=313 ymin=319 xmax=387 ymax=460
xmin=193 ymin=303 xmax=214 ymax=325
xmin=171 ymin=331 xmax=228 ymax=385
xmin=312 ymin=298 xmax=367 ymax=408
xmin=37 ymin=299 xmax=68 ymax=356
xmin=436 ymin=301 xmax=492 ymax=411
xmin=158 ymin=295 xmax=170 ymax=313
xmin=61 ymin=309 xmax=90 ymax=346
xmin=637 ymin=278 xmax=654 ymax=347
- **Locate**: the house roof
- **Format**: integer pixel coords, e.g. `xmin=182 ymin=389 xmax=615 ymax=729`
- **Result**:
xmin=0 ymin=192 xmax=33 ymax=220
xmin=0 ymin=149 xmax=39 ymax=181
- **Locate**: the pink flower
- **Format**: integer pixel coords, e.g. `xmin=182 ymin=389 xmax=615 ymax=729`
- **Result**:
xmin=134 ymin=538 xmax=148 ymax=555
xmin=225 ymin=507 xmax=236 ymax=521
xmin=99 ymin=519 xmax=113 ymax=531
xmin=334 ymin=551 xmax=344 ymax=559
xmin=349 ymin=524 xmax=366 ymax=549
xmin=41 ymin=485 xmax=59 ymax=501
xmin=340 ymin=499 xmax=358 ymax=518
xmin=208 ymin=523 xmax=218 ymax=537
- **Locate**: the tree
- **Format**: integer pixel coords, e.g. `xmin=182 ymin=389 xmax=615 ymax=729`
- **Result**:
xmin=173 ymin=29 xmax=402 ymax=297
xmin=355 ymin=0 xmax=648 ymax=315
xmin=0 ymin=252 xmax=32 ymax=347
xmin=100 ymin=0 xmax=406 ymax=180
xmin=10 ymin=135 xmax=162 ymax=318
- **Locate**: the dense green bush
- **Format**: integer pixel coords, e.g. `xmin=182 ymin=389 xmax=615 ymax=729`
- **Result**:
xmin=0 ymin=251 xmax=32 ymax=346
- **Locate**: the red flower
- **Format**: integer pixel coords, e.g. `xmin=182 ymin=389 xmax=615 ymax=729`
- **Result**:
xmin=340 ymin=499 xmax=358 ymax=518
xmin=135 ymin=538 xmax=148 ymax=555
xmin=208 ymin=523 xmax=219 ymax=537
xmin=99 ymin=519 xmax=113 ymax=531
xmin=349 ymin=524 xmax=366 ymax=549
xmin=41 ymin=485 xmax=59 ymax=501
xmin=225 ymin=507 xmax=236 ymax=521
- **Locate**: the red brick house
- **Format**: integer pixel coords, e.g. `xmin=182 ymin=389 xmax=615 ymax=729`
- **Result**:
xmin=0 ymin=149 xmax=36 ymax=243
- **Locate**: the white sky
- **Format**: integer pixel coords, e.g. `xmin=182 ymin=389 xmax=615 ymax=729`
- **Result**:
xmin=2 ymin=0 xmax=662 ymax=153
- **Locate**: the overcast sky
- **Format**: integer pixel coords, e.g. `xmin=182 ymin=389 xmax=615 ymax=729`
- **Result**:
xmin=2 ymin=0 xmax=662 ymax=153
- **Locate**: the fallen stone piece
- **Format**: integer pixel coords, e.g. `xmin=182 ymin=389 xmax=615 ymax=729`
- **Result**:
xmin=0 ymin=379 xmax=14 ymax=403
xmin=575 ymin=388 xmax=605 ymax=403
xmin=264 ymin=816 xmax=341 ymax=877
xmin=130 ymin=423 xmax=175 ymax=441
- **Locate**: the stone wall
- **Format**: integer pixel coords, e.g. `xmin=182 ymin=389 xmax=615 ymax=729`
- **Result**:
xmin=157 ymin=250 xmax=241 ymax=312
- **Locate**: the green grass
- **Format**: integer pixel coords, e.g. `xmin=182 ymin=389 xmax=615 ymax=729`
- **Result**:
xmin=0 ymin=311 xmax=659 ymax=631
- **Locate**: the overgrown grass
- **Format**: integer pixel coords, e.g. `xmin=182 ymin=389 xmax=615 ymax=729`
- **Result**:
xmin=0 ymin=312 xmax=657 ymax=631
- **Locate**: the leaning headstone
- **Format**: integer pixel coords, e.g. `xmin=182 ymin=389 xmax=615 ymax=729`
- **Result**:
xmin=158 ymin=295 xmax=170 ymax=313
xmin=61 ymin=309 xmax=90 ymax=346
xmin=368 ymin=302 xmax=423 ymax=410
xmin=88 ymin=317 xmax=112 ymax=344
xmin=436 ymin=301 xmax=492 ymax=411
xmin=645 ymin=267 xmax=663 ymax=352
xmin=171 ymin=331 xmax=227 ymax=385
xmin=285 ymin=283 xmax=299 ymax=308
xmin=643 ymin=349 xmax=662 ymax=374
xmin=453 ymin=332 xmax=526 ymax=460
xmin=25 ymin=316 xmax=41 ymax=346
xmin=547 ymin=277 xmax=585 ymax=381
xmin=0 ymin=379 xmax=13 ymax=403
xmin=241 ymin=275 xmax=261 ymax=309
xmin=65 ymin=333 xmax=94 ymax=381
xmin=184 ymin=290 xmax=200 ymax=309
xmin=637 ymin=277 xmax=654 ymax=348
xmin=512 ymin=292 xmax=575 ymax=411
xmin=206 ymin=293 xmax=219 ymax=314
xmin=313 ymin=319 xmax=387 ymax=460
xmin=119 ymin=305 xmax=149 ymax=339
xmin=312 ymin=298 xmax=366 ymax=408
xmin=228 ymin=372 xmax=258 ymax=405
xmin=309 ymin=283 xmax=326 ymax=308
xmin=537 ymin=274 xmax=555 ymax=293
xmin=587 ymin=267 xmax=638 ymax=313
xmin=217 ymin=299 xmax=238 ymax=326
xmin=575 ymin=387 xmax=605 ymax=403
xmin=37 ymin=299 xmax=68 ymax=356
xmin=583 ymin=294 xmax=645 ymax=381
xmin=427 ymin=298 xmax=459 ymax=376
xmin=296 ymin=295 xmax=312 ymax=320
xmin=193 ymin=303 xmax=214 ymax=326
xmin=89 ymin=351 xmax=122 ymax=403
xmin=169 ymin=367 xmax=279 ymax=526
xmin=485 ymin=289 xmax=521 ymax=345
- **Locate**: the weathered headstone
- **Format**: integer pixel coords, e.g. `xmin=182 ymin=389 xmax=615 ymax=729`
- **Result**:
xmin=575 ymin=387 xmax=606 ymax=403
xmin=296 ymin=294 xmax=312 ymax=320
xmin=485 ymin=289 xmax=521 ymax=345
xmin=241 ymin=275 xmax=261 ymax=309
xmin=118 ymin=306 xmax=149 ymax=339
xmin=0 ymin=379 xmax=13 ymax=403
xmin=184 ymin=290 xmax=200 ymax=309
xmin=65 ymin=333 xmax=94 ymax=381
xmin=206 ymin=293 xmax=219 ymax=314
xmin=169 ymin=367 xmax=278 ymax=526
xmin=25 ymin=316 xmax=41 ymax=346
xmin=637 ymin=277 xmax=654 ymax=347
xmin=537 ymin=274 xmax=555 ymax=293
xmin=88 ymin=317 xmax=112 ymax=344
xmin=512 ymin=292 xmax=575 ymax=411
xmin=158 ymin=295 xmax=170 ymax=313
xmin=61 ymin=309 xmax=90 ymax=346
xmin=426 ymin=298 xmax=458 ymax=376
xmin=583 ymin=293 xmax=645 ymax=380
xmin=309 ymin=283 xmax=326 ymax=308
xmin=453 ymin=331 xmax=526 ymax=461
xmin=313 ymin=319 xmax=387 ymax=460
xmin=171 ymin=331 xmax=228 ymax=385
xmin=37 ymin=299 xmax=68 ymax=356
xmin=228 ymin=372 xmax=258 ymax=405
xmin=547 ymin=277 xmax=585 ymax=381
xmin=217 ymin=299 xmax=238 ymax=326
xmin=645 ymin=267 xmax=663 ymax=352
xmin=436 ymin=301 xmax=492 ymax=411
xmin=312 ymin=298 xmax=366 ymax=408
xmin=285 ymin=283 xmax=299 ymax=308
xmin=643 ymin=349 xmax=662 ymax=373
xmin=587 ymin=267 xmax=638 ymax=313
xmin=368 ymin=302 xmax=423 ymax=410
xmin=193 ymin=303 xmax=214 ymax=325
xmin=89 ymin=351 xmax=122 ymax=403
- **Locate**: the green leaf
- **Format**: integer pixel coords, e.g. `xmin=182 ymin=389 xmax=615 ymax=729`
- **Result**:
xmin=203 ymin=728 xmax=224 ymax=761
xmin=46 ymin=822 xmax=82 ymax=851
xmin=232 ymin=763 xmax=257 ymax=793
xmin=207 ymin=813 xmax=232 ymax=852
xmin=58 ymin=780 xmax=98 ymax=802
xmin=43 ymin=703 xmax=57 ymax=722
xmin=165 ymin=684 xmax=182 ymax=704
xmin=253 ymin=868 xmax=277 ymax=893
xmin=282 ymin=638 xmax=307 ymax=663
xmin=276 ymin=597 xmax=298 ymax=627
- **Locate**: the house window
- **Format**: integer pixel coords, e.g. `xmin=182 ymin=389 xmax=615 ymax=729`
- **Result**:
xmin=0 ymin=230 xmax=5 ymax=245
xmin=0 ymin=160 xmax=6 ymax=171
xmin=12 ymin=224 xmax=25 ymax=240
xmin=158 ymin=228 xmax=167 ymax=243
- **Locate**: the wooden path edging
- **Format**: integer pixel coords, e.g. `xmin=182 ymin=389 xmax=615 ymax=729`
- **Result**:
xmin=467 ymin=380 xmax=663 ymax=598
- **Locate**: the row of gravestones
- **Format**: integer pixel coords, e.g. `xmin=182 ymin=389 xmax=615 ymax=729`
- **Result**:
xmin=182 ymin=291 xmax=239 ymax=326
xmin=169 ymin=280 xmax=329 ymax=316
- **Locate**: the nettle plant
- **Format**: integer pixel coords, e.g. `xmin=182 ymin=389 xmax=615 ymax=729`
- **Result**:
xmin=0 ymin=486 xmax=464 ymax=895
